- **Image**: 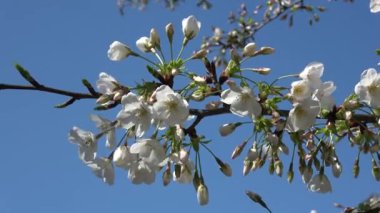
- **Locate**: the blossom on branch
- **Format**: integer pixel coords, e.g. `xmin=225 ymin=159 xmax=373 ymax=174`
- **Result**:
xmin=370 ymin=0 xmax=380 ymax=13
xmin=355 ymin=68 xmax=380 ymax=108
xmin=286 ymin=99 xmax=320 ymax=132
xmin=221 ymin=80 xmax=262 ymax=119
xmin=107 ymin=41 xmax=133 ymax=61
xmin=68 ymin=127 xmax=97 ymax=163
xmin=117 ymin=92 xmax=153 ymax=137
xmin=152 ymin=85 xmax=189 ymax=127
xmin=87 ymin=157 xmax=115 ymax=185
xmin=182 ymin=15 xmax=201 ymax=41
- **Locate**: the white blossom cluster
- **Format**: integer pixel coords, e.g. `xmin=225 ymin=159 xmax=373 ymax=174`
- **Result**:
xmin=67 ymin=11 xmax=380 ymax=206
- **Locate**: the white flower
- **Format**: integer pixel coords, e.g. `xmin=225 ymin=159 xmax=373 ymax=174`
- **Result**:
xmin=307 ymin=173 xmax=332 ymax=193
xmin=243 ymin=42 xmax=256 ymax=57
xmin=87 ymin=157 xmax=115 ymax=185
xmin=68 ymin=127 xmax=97 ymax=163
xmin=370 ymin=0 xmax=380 ymax=13
xmin=299 ymin=62 xmax=324 ymax=90
xmin=313 ymin=81 xmax=336 ymax=111
xmin=117 ymin=93 xmax=153 ymax=137
xmin=290 ymin=80 xmax=312 ymax=102
xmin=90 ymin=114 xmax=115 ymax=149
xmin=107 ymin=41 xmax=133 ymax=61
xmin=286 ymin=99 xmax=320 ymax=132
xmin=152 ymin=85 xmax=189 ymax=127
xmin=130 ymin=139 xmax=166 ymax=169
xmin=221 ymin=81 xmax=262 ymax=118
xmin=355 ymin=68 xmax=380 ymax=108
xmin=128 ymin=160 xmax=156 ymax=184
xmin=112 ymin=145 xmax=137 ymax=169
xmin=182 ymin=15 xmax=201 ymax=40
xmin=197 ymin=184 xmax=209 ymax=206
xmin=173 ymin=160 xmax=194 ymax=184
xmin=136 ymin=36 xmax=152 ymax=53
xmin=96 ymin=72 xmax=118 ymax=95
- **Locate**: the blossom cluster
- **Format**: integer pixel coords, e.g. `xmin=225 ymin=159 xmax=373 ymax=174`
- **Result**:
xmin=68 ymin=13 xmax=380 ymax=206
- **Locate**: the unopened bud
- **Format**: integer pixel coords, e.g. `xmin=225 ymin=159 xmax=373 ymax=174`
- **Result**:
xmin=175 ymin=125 xmax=185 ymax=142
xmin=243 ymin=42 xmax=256 ymax=57
xmin=165 ymin=23 xmax=174 ymax=44
xmin=215 ymin=157 xmax=232 ymax=177
xmin=192 ymin=75 xmax=206 ymax=84
xmin=150 ymin=28 xmax=161 ymax=49
xmin=113 ymin=90 xmax=124 ymax=101
xmin=197 ymin=184 xmax=209 ymax=206
xmin=287 ymin=163 xmax=294 ymax=183
xmin=163 ymin=166 xmax=172 ymax=186
xmin=231 ymin=141 xmax=248 ymax=159
xmin=96 ymin=95 xmax=112 ymax=104
xmin=275 ymin=160 xmax=283 ymax=177
xmin=191 ymin=90 xmax=205 ymax=101
xmin=279 ymin=144 xmax=289 ymax=155
xmin=249 ymin=67 xmax=271 ymax=75
xmin=269 ymin=159 xmax=275 ymax=175
xmin=191 ymin=49 xmax=207 ymax=60
xmin=243 ymin=159 xmax=252 ymax=176
xmin=255 ymin=47 xmax=275 ymax=56
xmin=353 ymin=158 xmax=360 ymax=178
xmin=332 ymin=161 xmax=342 ymax=178
xmin=344 ymin=111 xmax=352 ymax=120
xmin=219 ymin=122 xmax=241 ymax=136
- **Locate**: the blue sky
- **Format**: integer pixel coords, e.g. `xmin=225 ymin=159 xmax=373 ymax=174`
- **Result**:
xmin=0 ymin=0 xmax=379 ymax=212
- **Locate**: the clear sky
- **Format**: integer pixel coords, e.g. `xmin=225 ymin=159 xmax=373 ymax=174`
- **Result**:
xmin=0 ymin=0 xmax=379 ymax=213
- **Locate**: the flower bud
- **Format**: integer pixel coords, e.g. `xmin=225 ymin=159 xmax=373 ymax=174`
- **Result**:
xmin=96 ymin=94 xmax=112 ymax=104
xmin=136 ymin=36 xmax=152 ymax=53
xmin=287 ymin=163 xmax=294 ymax=183
xmin=171 ymin=68 xmax=180 ymax=76
xmin=231 ymin=141 xmax=248 ymax=159
xmin=163 ymin=166 xmax=172 ymax=186
xmin=274 ymin=160 xmax=283 ymax=177
xmin=243 ymin=42 xmax=256 ymax=57
xmin=192 ymin=75 xmax=206 ymax=84
xmin=191 ymin=90 xmax=205 ymax=101
xmin=353 ymin=158 xmax=360 ymax=178
xmin=150 ymin=28 xmax=161 ymax=50
xmin=332 ymin=161 xmax=342 ymax=178
xmin=255 ymin=47 xmax=275 ymax=56
xmin=165 ymin=23 xmax=174 ymax=44
xmin=243 ymin=159 xmax=252 ymax=176
xmin=215 ymin=157 xmax=232 ymax=177
xmin=182 ymin=15 xmax=201 ymax=41
xmin=191 ymin=49 xmax=207 ymax=60
xmin=249 ymin=67 xmax=271 ymax=75
xmin=219 ymin=122 xmax=241 ymax=136
xmin=107 ymin=41 xmax=134 ymax=61
xmin=197 ymin=184 xmax=209 ymax=206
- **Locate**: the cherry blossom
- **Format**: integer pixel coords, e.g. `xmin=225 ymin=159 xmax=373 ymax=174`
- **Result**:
xmin=355 ymin=68 xmax=380 ymax=108
xmin=68 ymin=127 xmax=97 ymax=163
xmin=370 ymin=0 xmax=380 ymax=13
xmin=107 ymin=41 xmax=133 ymax=61
xmin=90 ymin=114 xmax=115 ymax=149
xmin=286 ymin=99 xmax=320 ymax=132
xmin=117 ymin=92 xmax=153 ymax=137
xmin=87 ymin=157 xmax=115 ymax=185
xmin=152 ymin=85 xmax=189 ymax=127
xmin=299 ymin=62 xmax=324 ymax=90
xmin=313 ymin=81 xmax=336 ymax=111
xmin=182 ymin=15 xmax=201 ymax=40
xmin=221 ymin=81 xmax=262 ymax=118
